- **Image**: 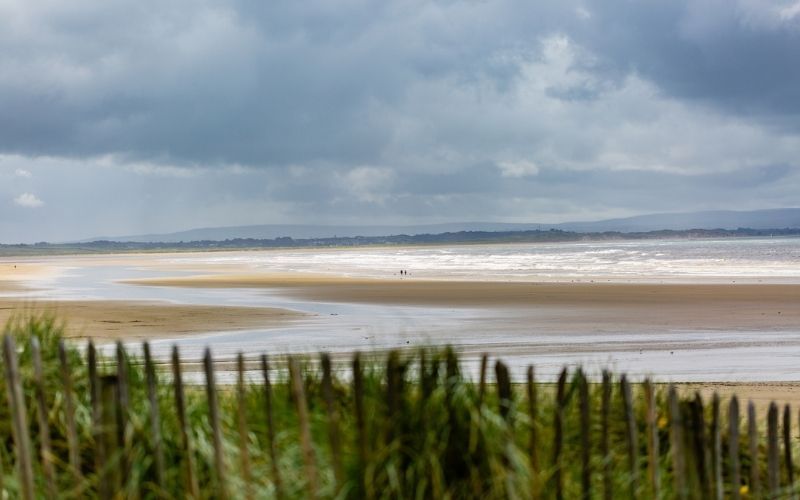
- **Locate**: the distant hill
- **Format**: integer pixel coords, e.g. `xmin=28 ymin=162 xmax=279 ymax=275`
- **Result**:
xmin=91 ymin=208 xmax=800 ymax=243
xmin=556 ymin=208 xmax=800 ymax=232
xmin=88 ymin=223 xmax=550 ymax=243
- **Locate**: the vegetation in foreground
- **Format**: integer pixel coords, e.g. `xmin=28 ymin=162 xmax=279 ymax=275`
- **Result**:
xmin=0 ymin=314 xmax=796 ymax=499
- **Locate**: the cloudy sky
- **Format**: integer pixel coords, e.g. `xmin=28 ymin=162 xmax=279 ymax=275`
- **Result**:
xmin=1 ymin=0 xmax=799 ymax=242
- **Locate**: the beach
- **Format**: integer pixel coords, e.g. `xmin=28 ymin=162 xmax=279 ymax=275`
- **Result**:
xmin=1 ymin=239 xmax=799 ymax=386
xmin=125 ymin=274 xmax=800 ymax=333
xmin=678 ymin=382 xmax=800 ymax=412
xmin=0 ymin=299 xmax=303 ymax=342
xmin=0 ymin=262 xmax=52 ymax=291
xmin=0 ymin=257 xmax=304 ymax=341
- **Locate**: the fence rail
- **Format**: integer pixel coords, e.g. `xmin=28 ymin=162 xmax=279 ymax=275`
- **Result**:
xmin=0 ymin=333 xmax=797 ymax=498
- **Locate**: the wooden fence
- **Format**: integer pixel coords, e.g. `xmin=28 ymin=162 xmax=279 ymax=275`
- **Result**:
xmin=0 ymin=333 xmax=798 ymax=499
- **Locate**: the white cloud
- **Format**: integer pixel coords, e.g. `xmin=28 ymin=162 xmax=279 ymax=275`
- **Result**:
xmin=337 ymin=166 xmax=395 ymax=203
xmin=575 ymin=6 xmax=592 ymax=20
xmin=121 ymin=162 xmax=198 ymax=179
xmin=497 ymin=159 xmax=540 ymax=178
xmin=14 ymin=168 xmax=31 ymax=178
xmin=780 ymin=0 xmax=800 ymax=20
xmin=14 ymin=192 xmax=44 ymax=207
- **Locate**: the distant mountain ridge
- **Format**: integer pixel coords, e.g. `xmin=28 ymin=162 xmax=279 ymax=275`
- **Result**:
xmin=93 ymin=208 xmax=800 ymax=243
xmin=555 ymin=208 xmax=800 ymax=232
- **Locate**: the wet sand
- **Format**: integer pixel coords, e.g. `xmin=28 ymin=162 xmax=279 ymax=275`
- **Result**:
xmin=0 ymin=299 xmax=304 ymax=342
xmin=126 ymin=274 xmax=800 ymax=332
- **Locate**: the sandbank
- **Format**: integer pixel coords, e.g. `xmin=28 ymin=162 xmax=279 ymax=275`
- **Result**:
xmin=0 ymin=299 xmax=304 ymax=343
xmin=125 ymin=275 xmax=800 ymax=332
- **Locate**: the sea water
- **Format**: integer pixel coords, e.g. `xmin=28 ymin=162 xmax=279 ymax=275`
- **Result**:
xmin=165 ymin=237 xmax=800 ymax=282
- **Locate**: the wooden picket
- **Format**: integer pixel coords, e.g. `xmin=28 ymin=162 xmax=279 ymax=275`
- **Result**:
xmin=3 ymin=335 xmax=35 ymax=500
xmin=172 ymin=345 xmax=200 ymax=498
xmin=236 ymin=352 xmax=254 ymax=500
xmin=0 ymin=339 xmax=799 ymax=499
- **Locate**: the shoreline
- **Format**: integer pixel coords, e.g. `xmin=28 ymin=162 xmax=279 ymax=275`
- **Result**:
xmin=1 ymin=233 xmax=799 ymax=258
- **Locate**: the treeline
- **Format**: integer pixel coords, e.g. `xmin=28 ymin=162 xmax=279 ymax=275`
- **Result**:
xmin=2 ymin=227 xmax=800 ymax=255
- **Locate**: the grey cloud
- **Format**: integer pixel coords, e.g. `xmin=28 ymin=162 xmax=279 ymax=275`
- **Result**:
xmin=0 ymin=0 xmax=799 ymax=242
xmin=2 ymin=0 xmax=797 ymax=167
xmin=572 ymin=0 xmax=800 ymax=121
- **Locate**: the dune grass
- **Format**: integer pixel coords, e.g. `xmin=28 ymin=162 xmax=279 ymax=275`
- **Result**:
xmin=0 ymin=314 xmax=792 ymax=498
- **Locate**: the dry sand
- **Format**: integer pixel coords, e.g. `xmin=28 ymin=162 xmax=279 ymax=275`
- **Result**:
xmin=0 ymin=262 xmax=52 ymax=291
xmin=0 ymin=299 xmax=304 ymax=342
xmin=0 ymin=260 xmax=306 ymax=341
xmin=676 ymin=383 xmax=800 ymax=415
xmin=126 ymin=274 xmax=800 ymax=332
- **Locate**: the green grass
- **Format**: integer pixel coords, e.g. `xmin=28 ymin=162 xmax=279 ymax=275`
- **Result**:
xmin=0 ymin=314 xmax=793 ymax=498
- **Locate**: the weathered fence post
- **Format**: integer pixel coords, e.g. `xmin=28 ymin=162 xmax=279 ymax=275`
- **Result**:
xmin=691 ymin=393 xmax=712 ymax=499
xmin=551 ymin=368 xmax=567 ymax=500
xmin=711 ymin=393 xmax=723 ymax=500
xmin=387 ymin=349 xmax=408 ymax=493
xmin=88 ymin=340 xmax=102 ymax=479
xmin=88 ymin=340 xmax=99 ymax=418
xmin=172 ymin=346 xmax=199 ymax=498
xmin=99 ymin=374 xmax=122 ymax=498
xmin=353 ymin=352 xmax=369 ymax=499
xmin=3 ymin=335 xmax=35 ymax=500
xmin=578 ymin=369 xmax=591 ymax=500
xmin=768 ymin=402 xmax=780 ymax=496
xmin=30 ymin=337 xmax=56 ymax=498
xmin=387 ymin=351 xmax=400 ymax=446
xmin=478 ymin=353 xmax=488 ymax=407
xmin=621 ymin=375 xmax=639 ymax=498
xmin=58 ymin=339 xmax=82 ymax=482
xmin=144 ymin=342 xmax=166 ymax=492
xmin=668 ymin=385 xmax=687 ymax=500
xmin=643 ymin=379 xmax=660 ymax=498
xmin=289 ymin=357 xmax=319 ymax=499
xmin=729 ymin=396 xmax=741 ymax=500
xmin=115 ymin=341 xmax=130 ymax=487
xmin=527 ymin=365 xmax=540 ymax=492
xmin=784 ymin=404 xmax=795 ymax=496
xmin=495 ymin=360 xmax=512 ymax=421
xmin=236 ymin=353 xmax=254 ymax=500
xmin=0 ymin=416 xmax=4 ymax=495
xmin=601 ymin=370 xmax=613 ymax=500
xmin=261 ymin=354 xmax=284 ymax=499
xmin=419 ymin=350 xmax=428 ymax=400
xmin=204 ymin=348 xmax=228 ymax=499
xmin=748 ymin=401 xmax=761 ymax=498
xmin=321 ymin=352 xmax=344 ymax=490
xmin=712 ymin=393 xmax=725 ymax=499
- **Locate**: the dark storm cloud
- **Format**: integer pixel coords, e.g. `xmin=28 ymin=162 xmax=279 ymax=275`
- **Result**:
xmin=572 ymin=1 xmax=800 ymax=121
xmin=0 ymin=0 xmax=799 ymax=242
xmin=1 ymin=0 xmax=798 ymax=165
